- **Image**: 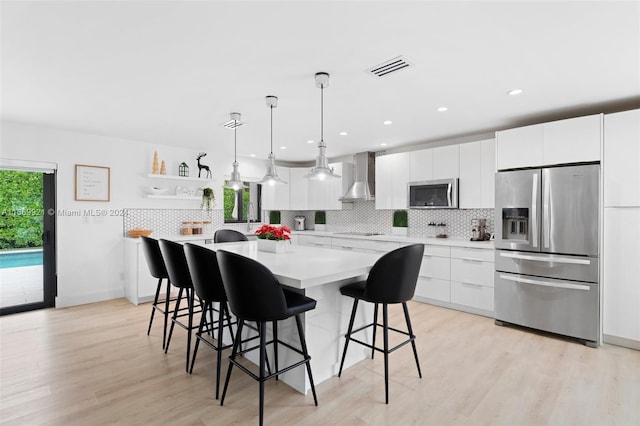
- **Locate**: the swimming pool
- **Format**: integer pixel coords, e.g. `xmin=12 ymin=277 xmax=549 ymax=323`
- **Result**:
xmin=0 ymin=250 xmax=43 ymax=268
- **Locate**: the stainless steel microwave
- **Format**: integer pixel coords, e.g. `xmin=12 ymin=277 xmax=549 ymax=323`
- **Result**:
xmin=408 ymin=178 xmax=459 ymax=209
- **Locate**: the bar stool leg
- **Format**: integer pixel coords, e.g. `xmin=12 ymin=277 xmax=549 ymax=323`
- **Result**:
xmin=221 ymin=319 xmax=244 ymax=406
xmin=383 ymin=303 xmax=389 ymax=404
xmin=215 ymin=302 xmax=225 ymax=399
xmin=189 ymin=300 xmax=209 ymax=374
xmin=295 ymin=314 xmax=318 ymax=406
xmin=185 ymin=287 xmax=194 ymax=372
xmin=147 ymin=278 xmax=162 ymax=336
xmin=403 ymin=302 xmax=422 ymax=378
xmin=371 ymin=302 xmax=379 ymax=359
xmin=273 ymin=320 xmax=278 ymax=381
xmin=162 ymin=278 xmax=171 ymax=350
xmin=165 ymin=287 xmax=184 ymax=354
xmin=259 ymin=321 xmax=267 ymax=426
xmin=338 ymin=299 xmax=359 ymax=377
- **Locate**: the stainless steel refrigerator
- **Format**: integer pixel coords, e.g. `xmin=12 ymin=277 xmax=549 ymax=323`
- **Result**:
xmin=494 ymin=164 xmax=600 ymax=346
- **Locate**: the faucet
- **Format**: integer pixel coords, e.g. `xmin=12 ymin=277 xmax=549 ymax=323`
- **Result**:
xmin=246 ymin=201 xmax=254 ymax=232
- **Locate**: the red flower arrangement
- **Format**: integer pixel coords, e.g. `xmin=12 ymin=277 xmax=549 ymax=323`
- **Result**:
xmin=255 ymin=224 xmax=291 ymax=241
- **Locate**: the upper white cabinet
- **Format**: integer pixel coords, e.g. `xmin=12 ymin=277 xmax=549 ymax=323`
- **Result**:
xmin=375 ymin=152 xmax=410 ymax=209
xmin=459 ymin=139 xmax=496 ymax=209
xmin=496 ymin=114 xmax=601 ymax=170
xmin=543 ymin=114 xmax=601 ymax=165
xmin=409 ymin=145 xmax=459 ymax=181
xmin=289 ymin=167 xmax=309 ymax=210
xmin=604 ymin=109 xmax=640 ymax=207
xmin=261 ymin=166 xmax=290 ymax=211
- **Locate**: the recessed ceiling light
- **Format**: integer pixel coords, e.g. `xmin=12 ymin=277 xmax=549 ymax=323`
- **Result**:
xmin=249 ymin=154 xmax=256 ymax=158
xmin=508 ymin=88 xmax=523 ymax=96
xmin=437 ymin=106 xmax=448 ymax=112
xmin=339 ymin=131 xmax=348 ymax=136
xmin=383 ymin=120 xmax=393 ymax=125
xmin=307 ymin=140 xmax=315 ymax=144
xmin=280 ymin=146 xmax=287 ymax=150
xmin=380 ymin=143 xmax=388 ymax=147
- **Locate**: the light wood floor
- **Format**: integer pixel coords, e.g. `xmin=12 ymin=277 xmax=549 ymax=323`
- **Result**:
xmin=1 ymin=298 xmax=638 ymax=425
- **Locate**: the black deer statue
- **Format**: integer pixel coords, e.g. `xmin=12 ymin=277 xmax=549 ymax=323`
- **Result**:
xmin=196 ymin=152 xmax=212 ymax=179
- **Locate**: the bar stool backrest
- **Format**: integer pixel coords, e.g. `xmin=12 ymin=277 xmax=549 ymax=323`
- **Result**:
xmin=365 ymin=244 xmax=425 ymax=303
xmin=184 ymin=243 xmax=227 ymax=303
xmin=214 ymin=229 xmax=248 ymax=243
xmin=216 ymin=249 xmax=288 ymax=321
xmin=140 ymin=236 xmax=169 ymax=279
xmin=158 ymin=239 xmax=193 ymax=289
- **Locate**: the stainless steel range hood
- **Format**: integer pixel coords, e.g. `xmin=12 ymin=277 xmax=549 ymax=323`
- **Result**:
xmin=340 ymin=151 xmax=376 ymax=202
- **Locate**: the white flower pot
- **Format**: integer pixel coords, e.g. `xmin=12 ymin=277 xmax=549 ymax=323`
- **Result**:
xmin=315 ymin=224 xmax=326 ymax=231
xmin=392 ymin=227 xmax=408 ymax=236
xmin=257 ymin=238 xmax=288 ymax=254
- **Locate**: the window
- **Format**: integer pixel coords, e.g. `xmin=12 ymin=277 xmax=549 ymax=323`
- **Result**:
xmin=223 ymin=182 xmax=261 ymax=223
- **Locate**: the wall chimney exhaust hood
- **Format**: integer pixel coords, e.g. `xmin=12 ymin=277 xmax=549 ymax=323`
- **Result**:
xmin=340 ymin=151 xmax=376 ymax=202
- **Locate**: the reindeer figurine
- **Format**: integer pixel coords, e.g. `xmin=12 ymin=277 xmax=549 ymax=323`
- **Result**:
xmin=196 ymin=152 xmax=212 ymax=179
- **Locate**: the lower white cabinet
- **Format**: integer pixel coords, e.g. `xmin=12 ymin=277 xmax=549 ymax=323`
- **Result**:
xmin=450 ymin=282 xmax=494 ymax=312
xmin=449 ymin=247 xmax=495 ymax=314
xmin=415 ymin=245 xmax=451 ymax=303
xmin=124 ymin=239 xmax=160 ymax=305
xmin=296 ymin=234 xmax=332 ymax=248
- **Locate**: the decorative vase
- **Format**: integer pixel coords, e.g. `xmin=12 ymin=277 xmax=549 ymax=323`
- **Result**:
xmin=257 ymin=238 xmax=288 ymax=254
xmin=315 ymin=224 xmax=326 ymax=231
xmin=392 ymin=226 xmax=408 ymax=236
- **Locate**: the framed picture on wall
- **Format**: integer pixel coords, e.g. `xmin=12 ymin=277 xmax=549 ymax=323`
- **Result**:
xmin=75 ymin=164 xmax=110 ymax=201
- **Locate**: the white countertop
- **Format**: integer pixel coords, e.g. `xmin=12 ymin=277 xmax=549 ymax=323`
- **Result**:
xmin=292 ymin=230 xmax=494 ymax=249
xmin=194 ymin=240 xmax=381 ymax=290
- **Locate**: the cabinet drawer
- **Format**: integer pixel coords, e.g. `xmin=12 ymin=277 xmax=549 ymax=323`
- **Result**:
xmin=419 ymin=255 xmax=450 ymax=280
xmin=424 ymin=245 xmax=450 ymax=257
xmin=451 ymin=258 xmax=494 ymax=287
xmin=451 ymin=281 xmax=494 ymax=311
xmin=298 ymin=235 xmax=332 ymax=247
xmin=331 ymin=237 xmax=399 ymax=253
xmin=415 ymin=277 xmax=450 ymax=302
xmin=451 ymin=247 xmax=494 ymax=262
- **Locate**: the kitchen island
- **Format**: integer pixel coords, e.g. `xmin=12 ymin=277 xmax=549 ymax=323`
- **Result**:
xmin=194 ymin=240 xmax=384 ymax=395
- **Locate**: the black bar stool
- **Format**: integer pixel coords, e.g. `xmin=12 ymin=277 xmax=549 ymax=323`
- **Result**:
xmin=214 ymin=229 xmax=248 ymax=243
xmin=183 ymin=243 xmax=237 ymax=399
xmin=158 ymin=239 xmax=201 ymax=372
xmin=338 ymin=243 xmax=425 ymax=404
xmin=140 ymin=236 xmax=173 ymax=350
xmin=216 ymin=249 xmax=318 ymax=426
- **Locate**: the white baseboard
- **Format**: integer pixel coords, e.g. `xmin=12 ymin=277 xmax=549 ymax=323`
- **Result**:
xmin=603 ymin=334 xmax=640 ymax=351
xmin=55 ymin=289 xmax=125 ymax=308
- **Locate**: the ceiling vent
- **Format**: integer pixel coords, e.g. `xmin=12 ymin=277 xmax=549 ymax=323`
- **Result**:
xmin=222 ymin=119 xmax=245 ymax=129
xmin=367 ymin=56 xmax=412 ymax=77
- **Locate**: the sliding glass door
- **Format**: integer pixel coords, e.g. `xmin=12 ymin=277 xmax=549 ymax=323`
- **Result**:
xmin=0 ymin=169 xmax=56 ymax=315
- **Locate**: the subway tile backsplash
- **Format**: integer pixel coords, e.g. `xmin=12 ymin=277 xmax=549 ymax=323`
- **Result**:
xmin=124 ymin=202 xmax=493 ymax=240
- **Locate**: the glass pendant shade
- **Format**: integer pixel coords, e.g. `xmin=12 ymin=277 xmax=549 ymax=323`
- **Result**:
xmin=305 ymin=72 xmax=339 ymax=180
xmin=224 ymin=112 xmax=248 ymax=191
xmin=259 ymin=96 xmax=287 ymax=185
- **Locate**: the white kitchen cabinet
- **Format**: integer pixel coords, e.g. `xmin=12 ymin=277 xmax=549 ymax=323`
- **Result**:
xmin=296 ymin=234 xmax=332 ymax=248
xmin=308 ymin=163 xmax=351 ymax=210
xmin=331 ymin=237 xmax=400 ymax=254
xmin=409 ymin=145 xmax=459 ymax=182
xmin=289 ymin=167 xmax=309 ymax=210
xmin=449 ymin=247 xmax=494 ymax=314
xmin=543 ymin=114 xmax=601 ymax=166
xmin=604 ymin=109 xmax=640 ymax=207
xmin=459 ymin=139 xmax=495 ymax=209
xmin=409 ymin=149 xmax=433 ymax=181
xmin=432 ymin=145 xmax=459 ymax=179
xmin=496 ymin=124 xmax=544 ymax=170
xmin=415 ymin=245 xmax=451 ymax=303
xmin=375 ymin=152 xmax=410 ymax=209
xmin=603 ymin=207 xmax=640 ymax=348
xmin=261 ymin=167 xmax=290 ymax=211
xmin=496 ymin=114 xmax=601 ymax=170
xmin=124 ymin=238 xmax=158 ymax=305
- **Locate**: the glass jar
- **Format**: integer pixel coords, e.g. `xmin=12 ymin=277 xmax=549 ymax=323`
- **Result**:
xmin=192 ymin=221 xmax=203 ymax=235
xmin=181 ymin=221 xmax=193 ymax=235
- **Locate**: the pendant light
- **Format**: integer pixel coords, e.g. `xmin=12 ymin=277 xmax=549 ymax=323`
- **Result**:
xmin=305 ymin=72 xmax=340 ymax=180
xmin=223 ymin=112 xmax=248 ymax=191
xmin=259 ymin=96 xmax=287 ymax=185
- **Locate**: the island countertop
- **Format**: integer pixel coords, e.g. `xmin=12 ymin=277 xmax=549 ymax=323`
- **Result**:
xmin=196 ymin=240 xmax=382 ymax=290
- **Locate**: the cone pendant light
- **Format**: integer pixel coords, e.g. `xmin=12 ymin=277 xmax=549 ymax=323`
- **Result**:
xmin=259 ymin=96 xmax=287 ymax=185
xmin=305 ymin=72 xmax=340 ymax=180
xmin=223 ymin=112 xmax=248 ymax=191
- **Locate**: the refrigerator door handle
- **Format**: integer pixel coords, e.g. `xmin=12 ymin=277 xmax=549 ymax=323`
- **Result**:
xmin=499 ymin=251 xmax=593 ymax=265
xmin=499 ymin=274 xmax=591 ymax=291
xmin=531 ymin=172 xmax=538 ymax=248
xmin=543 ymin=172 xmax=551 ymax=249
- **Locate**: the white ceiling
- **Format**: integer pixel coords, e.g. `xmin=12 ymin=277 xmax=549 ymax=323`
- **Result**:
xmin=2 ymin=1 xmax=639 ymax=163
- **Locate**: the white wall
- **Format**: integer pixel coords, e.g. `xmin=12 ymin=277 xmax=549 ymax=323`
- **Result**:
xmin=0 ymin=120 xmax=253 ymax=307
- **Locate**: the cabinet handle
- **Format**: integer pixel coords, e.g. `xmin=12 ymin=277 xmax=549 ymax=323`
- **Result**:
xmin=461 ymin=282 xmax=483 ymax=288
xmin=460 ymin=258 xmax=483 ymax=263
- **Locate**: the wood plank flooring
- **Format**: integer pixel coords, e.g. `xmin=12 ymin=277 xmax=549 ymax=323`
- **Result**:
xmin=1 ymin=298 xmax=638 ymax=425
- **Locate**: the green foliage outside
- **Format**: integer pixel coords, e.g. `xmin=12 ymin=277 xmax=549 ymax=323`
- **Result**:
xmin=393 ymin=210 xmax=408 ymax=227
xmin=0 ymin=170 xmax=43 ymax=249
xmin=223 ymin=183 xmax=251 ymax=222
